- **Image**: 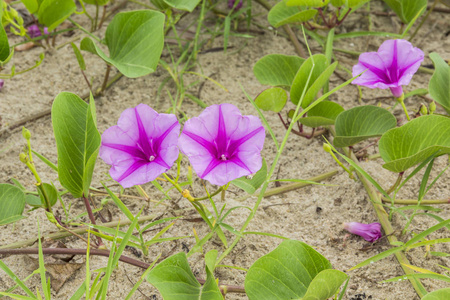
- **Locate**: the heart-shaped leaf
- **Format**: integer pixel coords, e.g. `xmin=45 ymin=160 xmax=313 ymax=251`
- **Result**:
xmin=81 ymin=10 xmax=165 ymax=78
xmin=290 ymin=54 xmax=333 ymax=107
xmin=245 ymin=240 xmax=339 ymax=300
xmin=255 ymin=88 xmax=287 ymax=113
xmin=37 ymin=0 xmax=77 ymax=32
xmin=382 ymin=0 xmax=427 ymax=24
xmin=147 ymin=251 xmax=223 ymax=300
xmin=0 ymin=184 xmax=25 ymax=226
xmin=334 ymin=105 xmax=397 ymax=147
xmin=299 ymin=101 xmax=344 ymax=127
xmin=253 ymin=54 xmax=304 ymax=88
xmin=268 ymin=0 xmax=317 ymax=28
xmin=232 ymin=159 xmax=267 ymax=194
xmin=21 ymin=0 xmax=39 ymax=14
xmin=379 ymin=115 xmax=450 ymax=173
xmin=429 ymin=53 xmax=450 ymax=115
xmin=0 ymin=6 xmax=11 ymax=65
xmin=302 ymin=269 xmax=348 ymax=300
xmin=37 ymin=183 xmax=58 ymax=207
xmin=422 ymin=288 xmax=450 ymax=300
xmin=52 ymin=93 xmax=101 ymax=198
xmin=286 ymin=0 xmax=330 ymax=7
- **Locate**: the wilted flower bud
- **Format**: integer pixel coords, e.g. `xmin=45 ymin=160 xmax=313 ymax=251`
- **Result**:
xmin=343 ymin=222 xmax=382 ymax=242
xmin=27 ymin=24 xmax=49 ymax=38
xmin=0 ymin=79 xmax=4 ymax=91
xmin=22 ymin=127 xmax=31 ymax=140
xmin=429 ymin=101 xmax=436 ymax=114
xmin=228 ymin=0 xmax=243 ymax=10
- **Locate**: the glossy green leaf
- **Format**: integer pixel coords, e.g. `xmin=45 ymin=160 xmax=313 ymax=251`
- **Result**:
xmin=302 ymin=269 xmax=348 ymax=300
xmin=382 ymin=0 xmax=427 ymax=24
xmin=254 ymin=88 xmax=287 ymax=113
xmin=290 ymin=54 xmax=330 ymax=107
xmin=52 ymin=92 xmax=101 ymax=198
xmin=37 ymin=183 xmax=58 ymax=207
xmin=232 ymin=159 xmax=267 ymax=194
xmin=25 ymin=194 xmax=42 ymax=207
xmin=253 ymin=54 xmax=304 ymax=88
xmin=334 ymin=106 xmax=397 ymax=147
xmin=286 ymin=0 xmax=330 ymax=7
xmin=0 ymin=184 xmax=25 ymax=226
xmin=37 ymin=0 xmax=76 ymax=32
xmin=268 ymin=0 xmax=317 ymax=28
xmin=163 ymin=0 xmax=201 ymax=12
xmin=147 ymin=251 xmax=222 ymax=300
xmin=245 ymin=240 xmax=333 ymax=300
xmin=299 ymin=101 xmax=344 ymax=127
xmin=302 ymin=62 xmax=337 ymax=108
xmin=346 ymin=0 xmax=369 ymax=8
xmin=21 ymin=0 xmax=39 ymax=14
xmin=150 ymin=0 xmax=170 ymax=10
xmin=81 ymin=10 xmax=165 ymax=78
xmin=429 ymin=52 xmax=450 ymax=114
xmin=0 ymin=2 xmax=11 ymax=64
xmin=422 ymin=288 xmax=450 ymax=300
xmin=331 ymin=0 xmax=345 ymax=6
xmin=379 ymin=115 xmax=450 ymax=173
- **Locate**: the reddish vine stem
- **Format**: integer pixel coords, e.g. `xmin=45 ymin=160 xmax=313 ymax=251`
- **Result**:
xmin=82 ymin=195 xmax=104 ymax=247
xmin=278 ymin=113 xmax=326 ymax=139
xmin=0 ymin=248 xmax=246 ymax=294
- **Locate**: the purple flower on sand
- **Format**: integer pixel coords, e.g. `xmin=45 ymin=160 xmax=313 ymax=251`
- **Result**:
xmin=352 ymin=39 xmax=424 ymax=98
xmin=27 ymin=24 xmax=49 ymax=38
xmin=179 ymin=104 xmax=265 ymax=186
xmin=0 ymin=79 xmax=4 ymax=91
xmin=344 ymin=222 xmax=382 ymax=243
xmin=99 ymin=104 xmax=180 ymax=188
xmin=228 ymin=0 xmax=243 ymax=10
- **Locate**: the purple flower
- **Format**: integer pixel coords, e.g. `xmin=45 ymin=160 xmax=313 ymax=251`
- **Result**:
xmin=228 ymin=0 xmax=243 ymax=10
xmin=27 ymin=24 xmax=49 ymax=38
xmin=352 ymin=39 xmax=424 ymax=98
xmin=179 ymin=104 xmax=265 ymax=186
xmin=344 ymin=222 xmax=382 ymax=243
xmin=0 ymin=79 xmax=4 ymax=91
xmin=99 ymin=104 xmax=180 ymax=188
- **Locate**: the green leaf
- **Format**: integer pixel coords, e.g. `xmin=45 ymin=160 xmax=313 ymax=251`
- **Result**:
xmin=71 ymin=43 xmax=86 ymax=71
xmin=245 ymin=240 xmax=333 ymax=300
xmin=83 ymin=0 xmax=110 ymax=5
xmin=25 ymin=194 xmax=42 ymax=207
xmin=52 ymin=92 xmax=101 ymax=198
xmin=302 ymin=269 xmax=348 ymax=300
xmin=382 ymin=0 xmax=427 ymax=24
xmin=422 ymin=288 xmax=450 ymax=300
xmin=147 ymin=252 xmax=223 ymax=300
xmin=290 ymin=54 xmax=329 ymax=107
xmin=268 ymin=0 xmax=317 ymax=28
xmin=81 ymin=10 xmax=165 ymax=78
xmin=37 ymin=183 xmax=58 ymax=207
xmin=254 ymin=88 xmax=287 ymax=113
xmin=37 ymin=0 xmax=76 ymax=32
xmin=253 ymin=54 xmax=304 ymax=88
xmin=429 ymin=52 xmax=450 ymax=114
xmin=379 ymin=115 xmax=450 ymax=173
xmin=162 ymin=0 xmax=201 ymax=12
xmin=21 ymin=0 xmax=39 ymax=14
xmin=286 ymin=0 xmax=330 ymax=7
xmin=232 ymin=159 xmax=267 ymax=194
xmin=0 ymin=184 xmax=25 ymax=225
xmin=0 ymin=5 xmax=11 ymax=64
xmin=334 ymin=105 xmax=397 ymax=147
xmin=299 ymin=101 xmax=344 ymax=127
xmin=334 ymin=31 xmax=402 ymax=39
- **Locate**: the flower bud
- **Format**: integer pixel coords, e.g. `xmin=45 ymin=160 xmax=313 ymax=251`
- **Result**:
xmin=323 ymin=143 xmax=332 ymax=153
xmin=19 ymin=153 xmax=28 ymax=163
xmin=429 ymin=101 xmax=436 ymax=114
xmin=22 ymin=127 xmax=31 ymax=140
xmin=343 ymin=222 xmax=382 ymax=242
xmin=420 ymin=104 xmax=428 ymax=116
xmin=0 ymin=79 xmax=4 ymax=91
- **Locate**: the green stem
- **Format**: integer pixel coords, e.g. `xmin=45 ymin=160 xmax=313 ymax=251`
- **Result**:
xmin=397 ymin=95 xmax=411 ymax=121
xmin=67 ymin=18 xmax=102 ymax=43
xmin=193 ymin=187 xmax=223 ymax=201
xmin=382 ymin=197 xmax=450 ymax=205
xmin=386 ymin=173 xmax=403 ymax=195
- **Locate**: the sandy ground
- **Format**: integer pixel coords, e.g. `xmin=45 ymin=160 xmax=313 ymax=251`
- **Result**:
xmin=0 ymin=1 xmax=449 ymax=299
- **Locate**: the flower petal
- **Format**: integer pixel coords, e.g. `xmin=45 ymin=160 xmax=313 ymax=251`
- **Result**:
xmin=202 ymin=160 xmax=250 ymax=186
xmin=110 ymin=159 xmax=167 ymax=188
xmin=100 ymin=126 xmax=142 ymax=165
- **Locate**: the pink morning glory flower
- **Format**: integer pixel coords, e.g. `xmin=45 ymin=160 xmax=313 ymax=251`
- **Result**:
xmin=344 ymin=222 xmax=382 ymax=243
xmin=99 ymin=104 xmax=180 ymax=188
xmin=352 ymin=39 xmax=424 ymax=98
xmin=179 ymin=104 xmax=265 ymax=186
xmin=27 ymin=24 xmax=49 ymax=38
